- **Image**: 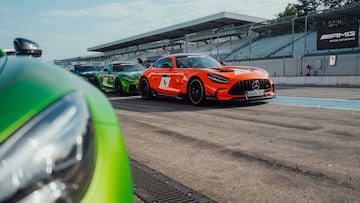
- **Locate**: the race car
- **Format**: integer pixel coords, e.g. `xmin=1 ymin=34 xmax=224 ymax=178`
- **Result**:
xmin=0 ymin=38 xmax=133 ymax=202
xmin=95 ymin=61 xmax=145 ymax=94
xmin=70 ymin=64 xmax=101 ymax=85
xmin=139 ymin=54 xmax=275 ymax=105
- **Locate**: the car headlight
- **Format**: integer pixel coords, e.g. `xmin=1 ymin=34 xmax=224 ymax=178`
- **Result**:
xmin=208 ymin=74 xmax=229 ymax=84
xmin=123 ymin=76 xmax=135 ymax=82
xmin=0 ymin=92 xmax=95 ymax=202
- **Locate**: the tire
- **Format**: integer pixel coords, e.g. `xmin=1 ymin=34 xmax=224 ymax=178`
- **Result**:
xmin=139 ymin=78 xmax=152 ymax=100
xmin=115 ymin=78 xmax=122 ymax=95
xmin=188 ymin=78 xmax=206 ymax=106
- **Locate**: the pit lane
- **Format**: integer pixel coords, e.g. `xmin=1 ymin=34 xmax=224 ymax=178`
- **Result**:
xmin=109 ymin=86 xmax=360 ymax=202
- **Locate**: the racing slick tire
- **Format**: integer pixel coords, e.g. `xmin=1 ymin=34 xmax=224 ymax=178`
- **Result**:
xmin=188 ymin=78 xmax=206 ymax=106
xmin=140 ymin=77 xmax=153 ymax=100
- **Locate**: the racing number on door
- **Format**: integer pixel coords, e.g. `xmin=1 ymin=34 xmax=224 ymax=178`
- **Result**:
xmin=103 ymin=76 xmax=108 ymax=86
xmin=160 ymin=76 xmax=171 ymax=87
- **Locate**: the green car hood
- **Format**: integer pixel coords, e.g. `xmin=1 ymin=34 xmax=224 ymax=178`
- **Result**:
xmin=117 ymin=71 xmax=143 ymax=78
xmin=0 ymin=56 xmax=118 ymax=141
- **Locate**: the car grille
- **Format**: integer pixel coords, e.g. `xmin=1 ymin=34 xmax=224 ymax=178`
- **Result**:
xmin=229 ymin=79 xmax=271 ymax=95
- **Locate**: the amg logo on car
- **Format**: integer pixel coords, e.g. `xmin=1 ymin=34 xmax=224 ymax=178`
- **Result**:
xmin=320 ymin=31 xmax=356 ymax=40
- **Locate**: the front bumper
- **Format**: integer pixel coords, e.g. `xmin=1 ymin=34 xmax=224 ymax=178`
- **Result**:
xmin=205 ymin=80 xmax=276 ymax=101
xmin=208 ymin=89 xmax=275 ymax=101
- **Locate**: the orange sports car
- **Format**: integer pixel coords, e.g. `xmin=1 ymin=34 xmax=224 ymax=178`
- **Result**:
xmin=139 ymin=54 xmax=275 ymax=105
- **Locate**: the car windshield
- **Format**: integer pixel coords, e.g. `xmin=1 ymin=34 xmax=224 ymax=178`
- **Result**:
xmin=75 ymin=65 xmax=100 ymax=72
xmin=175 ymin=56 xmax=221 ymax=68
xmin=113 ymin=64 xmax=145 ymax=72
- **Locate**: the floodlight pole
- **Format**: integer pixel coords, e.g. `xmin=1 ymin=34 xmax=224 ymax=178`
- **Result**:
xmin=304 ymin=15 xmax=308 ymax=56
xmin=291 ymin=17 xmax=295 ymax=56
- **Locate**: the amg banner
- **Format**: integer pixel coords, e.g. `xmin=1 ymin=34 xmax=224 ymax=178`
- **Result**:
xmin=317 ymin=24 xmax=359 ymax=50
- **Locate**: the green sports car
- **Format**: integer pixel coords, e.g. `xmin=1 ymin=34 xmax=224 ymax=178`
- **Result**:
xmin=0 ymin=38 xmax=133 ymax=202
xmin=95 ymin=62 xmax=145 ymax=94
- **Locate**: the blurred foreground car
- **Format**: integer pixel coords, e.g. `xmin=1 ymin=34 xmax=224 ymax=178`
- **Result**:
xmin=70 ymin=64 xmax=101 ymax=85
xmin=139 ymin=54 xmax=275 ymax=105
xmin=95 ymin=62 xmax=145 ymax=94
xmin=0 ymin=38 xmax=133 ymax=202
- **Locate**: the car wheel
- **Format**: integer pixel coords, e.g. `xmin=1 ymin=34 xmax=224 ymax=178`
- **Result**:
xmin=188 ymin=78 xmax=206 ymax=106
xmin=140 ymin=78 xmax=152 ymax=100
xmin=115 ymin=78 xmax=122 ymax=95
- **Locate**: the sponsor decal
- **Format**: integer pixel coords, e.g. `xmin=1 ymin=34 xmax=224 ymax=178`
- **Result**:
xmin=320 ymin=31 xmax=356 ymax=40
xmin=317 ymin=24 xmax=359 ymax=50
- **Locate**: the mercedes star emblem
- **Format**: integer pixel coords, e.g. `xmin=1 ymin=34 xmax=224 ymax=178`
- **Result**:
xmin=252 ymin=80 xmax=260 ymax=90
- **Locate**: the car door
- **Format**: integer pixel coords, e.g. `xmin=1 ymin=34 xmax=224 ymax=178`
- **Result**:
xmin=149 ymin=58 xmax=180 ymax=96
xmin=99 ymin=64 xmax=115 ymax=89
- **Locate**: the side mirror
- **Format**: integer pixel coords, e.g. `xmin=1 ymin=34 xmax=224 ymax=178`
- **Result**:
xmin=14 ymin=38 xmax=42 ymax=57
xmin=103 ymin=68 xmax=109 ymax=72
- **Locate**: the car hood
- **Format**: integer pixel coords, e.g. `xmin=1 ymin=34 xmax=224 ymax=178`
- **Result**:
xmin=203 ymin=66 xmax=269 ymax=77
xmin=0 ymin=56 xmax=118 ymax=142
xmin=118 ymin=71 xmax=143 ymax=78
xmin=77 ymin=71 xmax=98 ymax=77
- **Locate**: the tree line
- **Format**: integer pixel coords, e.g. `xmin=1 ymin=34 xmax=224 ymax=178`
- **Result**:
xmin=278 ymin=0 xmax=360 ymax=17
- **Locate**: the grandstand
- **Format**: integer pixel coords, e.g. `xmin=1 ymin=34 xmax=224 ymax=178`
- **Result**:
xmin=55 ymin=4 xmax=360 ymax=86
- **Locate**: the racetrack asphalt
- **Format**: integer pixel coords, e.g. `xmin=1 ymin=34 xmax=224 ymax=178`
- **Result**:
xmin=109 ymin=86 xmax=360 ymax=202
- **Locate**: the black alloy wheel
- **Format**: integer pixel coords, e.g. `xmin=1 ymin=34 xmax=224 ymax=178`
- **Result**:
xmin=188 ymin=78 xmax=205 ymax=105
xmin=140 ymin=78 xmax=152 ymax=100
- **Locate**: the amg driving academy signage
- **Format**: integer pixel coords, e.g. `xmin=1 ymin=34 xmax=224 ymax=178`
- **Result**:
xmin=317 ymin=24 xmax=359 ymax=50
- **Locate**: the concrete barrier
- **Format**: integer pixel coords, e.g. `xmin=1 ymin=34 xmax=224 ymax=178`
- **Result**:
xmin=272 ymin=76 xmax=360 ymax=87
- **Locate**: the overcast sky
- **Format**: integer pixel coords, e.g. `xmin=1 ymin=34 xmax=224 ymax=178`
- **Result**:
xmin=0 ymin=0 xmax=297 ymax=62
